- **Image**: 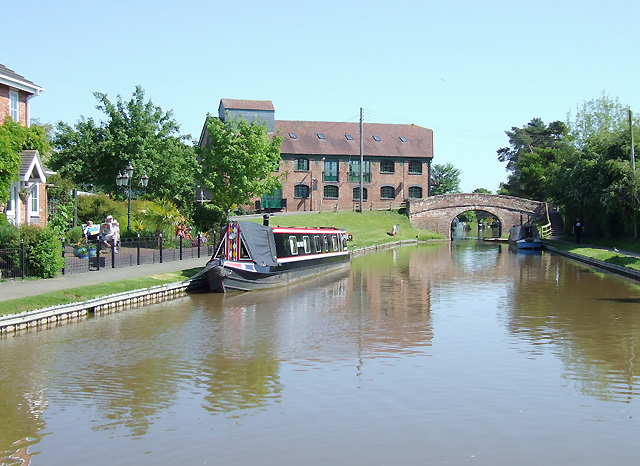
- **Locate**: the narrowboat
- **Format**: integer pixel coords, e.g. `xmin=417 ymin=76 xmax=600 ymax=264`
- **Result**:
xmin=508 ymin=223 xmax=542 ymax=250
xmin=205 ymin=220 xmax=351 ymax=292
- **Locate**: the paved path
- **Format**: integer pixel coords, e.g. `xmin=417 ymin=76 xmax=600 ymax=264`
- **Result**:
xmin=0 ymin=256 xmax=210 ymax=301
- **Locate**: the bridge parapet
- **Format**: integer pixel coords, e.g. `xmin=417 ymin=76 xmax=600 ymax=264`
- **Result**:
xmin=408 ymin=193 xmax=547 ymax=239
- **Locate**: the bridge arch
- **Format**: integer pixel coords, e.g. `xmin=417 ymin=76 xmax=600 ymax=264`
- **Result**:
xmin=408 ymin=193 xmax=547 ymax=239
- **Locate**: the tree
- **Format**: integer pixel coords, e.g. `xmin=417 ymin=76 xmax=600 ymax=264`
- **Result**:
xmin=0 ymin=117 xmax=51 ymax=205
xmin=137 ymin=199 xmax=182 ymax=237
xmin=50 ymin=86 xmax=197 ymax=206
xmin=197 ymin=115 xmax=283 ymax=214
xmin=473 ymin=188 xmax=492 ymax=194
xmin=497 ymin=118 xmax=570 ymax=200
xmin=567 ymin=92 xmax=638 ymax=150
xmin=430 ymin=163 xmax=461 ymax=195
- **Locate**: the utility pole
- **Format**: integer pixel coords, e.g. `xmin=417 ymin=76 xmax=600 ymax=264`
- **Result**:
xmin=359 ymin=107 xmax=363 ymax=213
xmin=630 ymin=109 xmax=636 ymax=171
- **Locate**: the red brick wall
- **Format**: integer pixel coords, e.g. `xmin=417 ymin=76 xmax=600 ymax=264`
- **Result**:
xmin=0 ymin=84 xmax=10 ymax=122
xmin=271 ymin=157 xmax=430 ymax=212
xmin=0 ymin=84 xmax=29 ymax=126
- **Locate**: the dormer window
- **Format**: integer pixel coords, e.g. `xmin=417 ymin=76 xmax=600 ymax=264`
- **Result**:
xmin=373 ymin=135 xmax=381 ymax=142
xmin=289 ymin=133 xmax=297 ymax=139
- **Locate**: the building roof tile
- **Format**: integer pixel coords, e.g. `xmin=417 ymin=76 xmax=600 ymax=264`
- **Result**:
xmin=220 ymin=99 xmax=275 ymax=111
xmin=275 ymin=120 xmax=433 ymax=159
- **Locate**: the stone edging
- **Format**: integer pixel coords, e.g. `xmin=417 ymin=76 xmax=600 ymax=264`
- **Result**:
xmin=0 ymin=277 xmax=206 ymax=337
xmin=544 ymin=244 xmax=640 ymax=282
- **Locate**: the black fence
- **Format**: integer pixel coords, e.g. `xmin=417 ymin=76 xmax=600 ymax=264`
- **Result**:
xmin=0 ymin=233 xmax=217 ymax=280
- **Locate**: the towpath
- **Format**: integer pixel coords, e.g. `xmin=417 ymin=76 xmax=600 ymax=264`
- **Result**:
xmin=0 ymin=256 xmax=210 ymax=301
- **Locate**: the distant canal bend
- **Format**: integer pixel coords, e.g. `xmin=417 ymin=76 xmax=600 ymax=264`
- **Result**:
xmin=1 ymin=240 xmax=639 ymax=465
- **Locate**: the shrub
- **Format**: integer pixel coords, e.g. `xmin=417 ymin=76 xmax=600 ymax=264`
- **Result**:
xmin=18 ymin=224 xmax=64 ymax=278
xmin=66 ymin=226 xmax=83 ymax=245
xmin=0 ymin=224 xmax=19 ymax=245
xmin=192 ymin=203 xmax=225 ymax=234
xmin=77 ymin=194 xmax=126 ymax=226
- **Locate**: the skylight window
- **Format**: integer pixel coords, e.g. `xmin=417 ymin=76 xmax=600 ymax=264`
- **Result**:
xmin=373 ymin=135 xmax=381 ymax=142
xmin=345 ymin=134 xmax=354 ymax=140
xmin=317 ymin=133 xmax=325 ymax=140
xmin=399 ymin=136 xmax=408 ymax=142
xmin=289 ymin=133 xmax=297 ymax=139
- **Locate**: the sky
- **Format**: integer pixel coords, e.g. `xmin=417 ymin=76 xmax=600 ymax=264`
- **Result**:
xmin=4 ymin=0 xmax=640 ymax=193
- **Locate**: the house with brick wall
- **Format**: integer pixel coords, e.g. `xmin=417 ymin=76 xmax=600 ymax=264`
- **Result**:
xmin=199 ymin=99 xmax=433 ymax=212
xmin=1 ymin=63 xmax=49 ymax=226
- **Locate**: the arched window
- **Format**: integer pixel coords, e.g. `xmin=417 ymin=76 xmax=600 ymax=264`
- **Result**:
xmin=353 ymin=187 xmax=368 ymax=201
xmin=324 ymin=185 xmax=339 ymax=199
xmin=294 ymin=184 xmax=309 ymax=199
xmin=408 ymin=186 xmax=423 ymax=199
xmin=380 ymin=185 xmax=395 ymax=200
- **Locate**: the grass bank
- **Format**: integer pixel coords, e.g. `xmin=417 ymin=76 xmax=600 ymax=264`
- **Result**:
xmin=0 ymin=268 xmax=202 ymax=317
xmin=1 ymin=211 xmax=442 ymax=316
xmin=544 ymin=241 xmax=640 ymax=272
xmin=243 ymin=210 xmax=443 ymax=249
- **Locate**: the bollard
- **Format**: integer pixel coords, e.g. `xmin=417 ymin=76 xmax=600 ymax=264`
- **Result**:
xmin=111 ymin=238 xmax=116 ymax=268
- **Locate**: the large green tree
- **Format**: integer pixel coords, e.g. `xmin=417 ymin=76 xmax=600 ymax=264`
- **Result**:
xmin=497 ymin=118 xmax=570 ymax=200
xmin=197 ymin=115 xmax=283 ymax=214
xmin=0 ymin=117 xmax=51 ymax=205
xmin=430 ymin=163 xmax=461 ymax=195
xmin=50 ymin=86 xmax=197 ymax=206
xmin=568 ymin=92 xmax=638 ymax=150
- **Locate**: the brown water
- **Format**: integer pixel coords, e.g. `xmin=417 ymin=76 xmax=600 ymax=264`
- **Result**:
xmin=1 ymin=241 xmax=640 ymax=465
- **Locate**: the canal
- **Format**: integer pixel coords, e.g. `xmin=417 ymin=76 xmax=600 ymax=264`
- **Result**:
xmin=1 ymin=240 xmax=640 ymax=465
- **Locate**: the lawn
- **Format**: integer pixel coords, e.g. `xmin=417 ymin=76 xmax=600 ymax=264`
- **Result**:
xmin=242 ymin=210 xmax=443 ymax=249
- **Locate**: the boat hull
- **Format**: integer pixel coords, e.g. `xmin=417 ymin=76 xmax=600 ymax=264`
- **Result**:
xmin=516 ymin=239 xmax=542 ymax=250
xmin=206 ymin=254 xmax=351 ymax=292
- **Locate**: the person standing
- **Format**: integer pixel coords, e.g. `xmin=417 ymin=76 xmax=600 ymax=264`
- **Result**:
xmin=573 ymin=218 xmax=583 ymax=244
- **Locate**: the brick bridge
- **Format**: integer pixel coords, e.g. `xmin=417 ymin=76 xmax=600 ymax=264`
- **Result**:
xmin=407 ymin=193 xmax=548 ymax=239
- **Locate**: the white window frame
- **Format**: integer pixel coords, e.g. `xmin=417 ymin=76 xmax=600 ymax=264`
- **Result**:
xmin=29 ymin=183 xmax=39 ymax=217
xmin=10 ymin=90 xmax=19 ymax=122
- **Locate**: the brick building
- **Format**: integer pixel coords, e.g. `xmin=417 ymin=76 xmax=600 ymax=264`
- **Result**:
xmin=0 ymin=63 xmax=49 ymax=226
xmin=199 ymin=99 xmax=434 ymax=212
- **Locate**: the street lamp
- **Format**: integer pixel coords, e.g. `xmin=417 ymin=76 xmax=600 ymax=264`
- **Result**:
xmin=116 ymin=162 xmax=149 ymax=232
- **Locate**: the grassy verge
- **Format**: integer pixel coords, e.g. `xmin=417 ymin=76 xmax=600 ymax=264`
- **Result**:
xmin=0 ymin=268 xmax=202 ymax=317
xmin=545 ymin=241 xmax=640 ymax=271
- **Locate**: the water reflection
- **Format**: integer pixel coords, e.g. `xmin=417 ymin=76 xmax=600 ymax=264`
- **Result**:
xmin=502 ymin=247 xmax=640 ymax=402
xmin=2 ymin=242 xmax=640 ymax=465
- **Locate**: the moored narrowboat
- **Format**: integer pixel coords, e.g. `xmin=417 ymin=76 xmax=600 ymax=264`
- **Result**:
xmin=508 ymin=223 xmax=542 ymax=250
xmin=205 ymin=220 xmax=351 ymax=292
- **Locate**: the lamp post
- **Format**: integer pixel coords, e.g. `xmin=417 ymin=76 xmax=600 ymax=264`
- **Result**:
xmin=116 ymin=162 xmax=149 ymax=232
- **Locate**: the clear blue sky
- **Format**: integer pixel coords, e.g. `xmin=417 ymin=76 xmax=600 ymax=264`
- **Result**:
xmin=5 ymin=0 xmax=640 ymax=193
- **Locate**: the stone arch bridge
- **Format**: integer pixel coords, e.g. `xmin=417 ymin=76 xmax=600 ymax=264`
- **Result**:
xmin=407 ymin=193 xmax=548 ymax=239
